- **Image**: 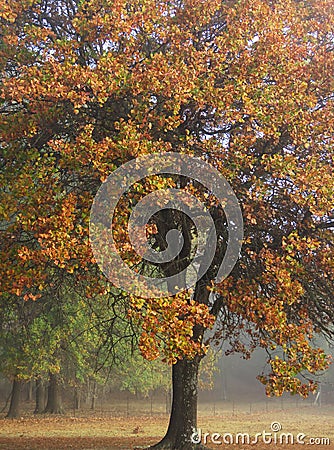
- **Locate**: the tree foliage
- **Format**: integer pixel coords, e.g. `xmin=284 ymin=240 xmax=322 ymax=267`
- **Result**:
xmin=1 ymin=0 xmax=333 ymax=409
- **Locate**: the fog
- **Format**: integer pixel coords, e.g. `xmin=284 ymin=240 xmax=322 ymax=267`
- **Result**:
xmin=204 ymin=339 xmax=334 ymax=406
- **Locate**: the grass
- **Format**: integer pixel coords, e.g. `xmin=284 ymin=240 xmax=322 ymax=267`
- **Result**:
xmin=0 ymin=401 xmax=333 ymax=449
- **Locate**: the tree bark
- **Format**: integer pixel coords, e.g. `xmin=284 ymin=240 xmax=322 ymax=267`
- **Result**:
xmin=90 ymin=381 xmax=97 ymax=411
xmin=43 ymin=373 xmax=64 ymax=414
xmin=144 ymin=356 xmax=208 ymax=450
xmin=26 ymin=380 xmax=33 ymax=402
xmin=6 ymin=377 xmax=23 ymax=418
xmin=74 ymin=386 xmax=81 ymax=410
xmin=34 ymin=378 xmax=46 ymax=414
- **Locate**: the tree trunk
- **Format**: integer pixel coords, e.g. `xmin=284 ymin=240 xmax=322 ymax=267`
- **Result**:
xmin=34 ymin=378 xmax=46 ymax=414
xmin=26 ymin=380 xmax=33 ymax=402
xmin=91 ymin=381 xmax=97 ymax=411
xmin=74 ymin=387 xmax=81 ymax=410
xmin=6 ymin=377 xmax=23 ymax=418
xmin=165 ymin=388 xmax=172 ymax=415
xmin=142 ymin=208 xmax=211 ymax=449
xmin=43 ymin=373 xmax=64 ymax=414
xmin=145 ymin=356 xmax=208 ymax=450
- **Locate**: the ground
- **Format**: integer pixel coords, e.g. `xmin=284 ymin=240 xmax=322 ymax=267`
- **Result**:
xmin=0 ymin=402 xmax=333 ymax=450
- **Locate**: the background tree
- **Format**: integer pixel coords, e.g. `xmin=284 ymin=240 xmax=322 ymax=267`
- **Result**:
xmin=1 ymin=0 xmax=333 ymax=448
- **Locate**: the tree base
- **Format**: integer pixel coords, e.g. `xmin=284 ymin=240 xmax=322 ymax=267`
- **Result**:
xmin=6 ymin=378 xmax=23 ymax=419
